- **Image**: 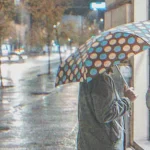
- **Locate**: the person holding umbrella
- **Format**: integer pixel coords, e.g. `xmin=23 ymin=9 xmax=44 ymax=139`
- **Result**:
xmin=77 ymin=67 xmax=137 ymax=150
xmin=55 ymin=20 xmax=150 ymax=150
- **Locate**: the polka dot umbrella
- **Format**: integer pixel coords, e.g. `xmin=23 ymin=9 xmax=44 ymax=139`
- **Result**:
xmin=55 ymin=20 xmax=150 ymax=86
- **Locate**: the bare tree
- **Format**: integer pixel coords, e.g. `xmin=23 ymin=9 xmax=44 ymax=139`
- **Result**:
xmin=25 ymin=0 xmax=71 ymax=74
xmin=0 ymin=1 xmax=16 ymax=87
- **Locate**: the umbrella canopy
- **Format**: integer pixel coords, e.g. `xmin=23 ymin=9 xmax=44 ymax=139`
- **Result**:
xmin=55 ymin=20 xmax=150 ymax=86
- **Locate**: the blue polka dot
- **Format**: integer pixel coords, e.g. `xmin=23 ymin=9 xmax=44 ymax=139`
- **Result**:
xmin=114 ymin=46 xmax=121 ymax=52
xmin=73 ymin=78 xmax=76 ymax=82
xmin=96 ymin=47 xmax=103 ymax=53
xmin=64 ymin=65 xmax=68 ymax=72
xmin=100 ymin=54 xmax=107 ymax=60
xmin=87 ymin=77 xmax=92 ymax=82
xmin=97 ymin=37 xmax=104 ymax=41
xmin=128 ymin=37 xmax=135 ymax=44
xmin=90 ymin=68 xmax=98 ymax=76
xmin=74 ymin=52 xmax=79 ymax=57
xmin=118 ymin=53 xmax=126 ymax=60
xmin=123 ymin=33 xmax=130 ymax=37
xmin=102 ymin=31 xmax=109 ymax=36
xmin=143 ymin=45 xmax=150 ymax=50
xmin=113 ymin=61 xmax=120 ymax=65
xmin=63 ymin=76 xmax=67 ymax=82
xmin=115 ymin=33 xmax=122 ymax=38
xmin=101 ymin=40 xmax=108 ymax=46
xmin=77 ymin=73 xmax=81 ymax=79
xmin=85 ymin=60 xmax=93 ymax=67
xmin=75 ymin=55 xmax=80 ymax=61
xmin=88 ymin=48 xmax=94 ymax=53
xmin=72 ymin=64 xmax=76 ymax=71
xmin=79 ymin=62 xmax=82 ymax=69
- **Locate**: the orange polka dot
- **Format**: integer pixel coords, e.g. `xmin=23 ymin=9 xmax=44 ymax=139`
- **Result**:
xmin=118 ymin=38 xmax=126 ymax=44
xmin=84 ymin=73 xmax=86 ymax=79
xmin=128 ymin=53 xmax=134 ymax=58
xmin=94 ymin=60 xmax=102 ymax=67
xmin=83 ymin=57 xmax=86 ymax=62
xmin=90 ymin=53 xmax=98 ymax=59
xmin=123 ymin=45 xmax=130 ymax=52
xmin=106 ymin=34 xmax=113 ymax=40
xmin=104 ymin=60 xmax=111 ymax=67
xmin=67 ymin=56 xmax=73 ymax=62
xmin=80 ymin=48 xmax=84 ymax=53
xmin=82 ymin=53 xmax=87 ymax=59
xmin=85 ymin=68 xmax=88 ymax=73
xmin=81 ymin=67 xmax=85 ymax=74
xmin=137 ymin=37 xmax=144 ymax=44
xmin=109 ymin=39 xmax=117 ymax=45
xmin=133 ymin=45 xmax=140 ymax=52
xmin=80 ymin=77 xmax=84 ymax=82
xmin=74 ymin=68 xmax=78 ymax=75
xmin=69 ymin=60 xmax=74 ymax=66
xmin=67 ymin=69 xmax=71 ymax=76
xmin=92 ymin=42 xmax=99 ymax=47
xmin=77 ymin=58 xmax=81 ymax=64
xmin=70 ymin=73 xmax=73 ymax=80
xmin=104 ymin=46 xmax=112 ymax=52
xmin=79 ymin=44 xmax=85 ymax=50
xmin=86 ymin=39 xmax=92 ymax=44
xmin=65 ymin=79 xmax=69 ymax=84
xmin=109 ymin=53 xmax=116 ymax=59
xmin=99 ymin=68 xmax=106 ymax=74
xmin=59 ymin=71 xmax=64 ymax=78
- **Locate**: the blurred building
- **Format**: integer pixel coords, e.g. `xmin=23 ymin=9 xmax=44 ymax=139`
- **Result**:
xmin=62 ymin=15 xmax=85 ymax=35
xmin=65 ymin=0 xmax=105 ymax=31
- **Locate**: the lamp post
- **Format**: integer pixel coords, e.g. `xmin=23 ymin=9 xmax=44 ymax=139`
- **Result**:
xmin=68 ymin=38 xmax=72 ymax=53
xmin=53 ymin=22 xmax=62 ymax=63
xmin=99 ymin=18 xmax=104 ymax=31
xmin=0 ymin=37 xmax=3 ymax=88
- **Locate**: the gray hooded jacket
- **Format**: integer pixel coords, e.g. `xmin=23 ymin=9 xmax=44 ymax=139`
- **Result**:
xmin=77 ymin=73 xmax=131 ymax=150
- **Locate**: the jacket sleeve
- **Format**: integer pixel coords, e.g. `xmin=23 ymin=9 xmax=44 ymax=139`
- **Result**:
xmin=89 ymin=74 xmax=131 ymax=123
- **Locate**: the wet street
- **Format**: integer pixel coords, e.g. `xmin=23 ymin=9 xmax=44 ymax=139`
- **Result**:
xmin=0 ymin=54 xmax=78 ymax=149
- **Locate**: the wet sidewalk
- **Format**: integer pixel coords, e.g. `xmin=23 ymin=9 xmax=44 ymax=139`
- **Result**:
xmin=0 ymin=55 xmax=79 ymax=150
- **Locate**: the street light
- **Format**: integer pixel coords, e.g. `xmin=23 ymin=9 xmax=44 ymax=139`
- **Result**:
xmin=99 ymin=18 xmax=104 ymax=31
xmin=68 ymin=38 xmax=72 ymax=53
xmin=53 ymin=23 xmax=62 ymax=63
xmin=100 ymin=18 xmax=104 ymax=22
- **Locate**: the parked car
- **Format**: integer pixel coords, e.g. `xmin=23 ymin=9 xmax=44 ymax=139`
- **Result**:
xmin=8 ymin=52 xmax=24 ymax=62
xmin=0 ymin=52 xmax=27 ymax=63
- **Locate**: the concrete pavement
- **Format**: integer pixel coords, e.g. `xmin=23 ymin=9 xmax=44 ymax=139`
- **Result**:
xmin=0 ymin=53 xmax=79 ymax=150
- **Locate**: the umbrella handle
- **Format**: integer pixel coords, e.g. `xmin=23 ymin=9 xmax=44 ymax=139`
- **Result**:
xmin=115 ymin=65 xmax=129 ymax=88
xmin=115 ymin=65 xmax=131 ymax=117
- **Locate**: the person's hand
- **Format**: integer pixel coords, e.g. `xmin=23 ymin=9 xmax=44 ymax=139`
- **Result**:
xmin=124 ymin=85 xmax=138 ymax=102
